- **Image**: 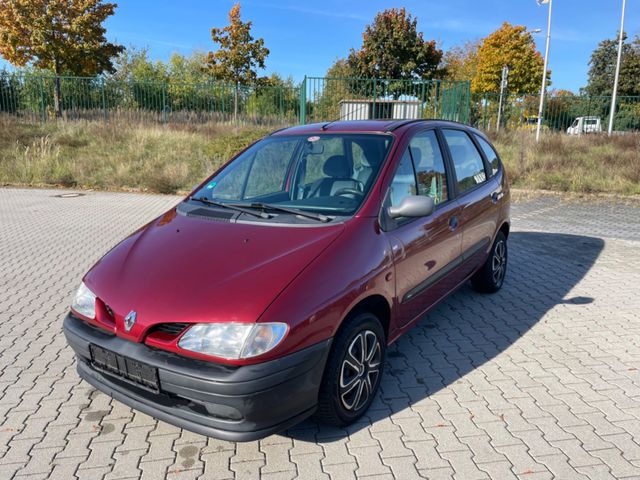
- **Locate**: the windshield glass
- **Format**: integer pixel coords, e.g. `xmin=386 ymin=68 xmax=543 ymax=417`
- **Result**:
xmin=193 ymin=133 xmax=393 ymax=216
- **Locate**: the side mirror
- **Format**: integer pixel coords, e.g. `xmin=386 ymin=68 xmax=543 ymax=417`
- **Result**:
xmin=387 ymin=195 xmax=435 ymax=219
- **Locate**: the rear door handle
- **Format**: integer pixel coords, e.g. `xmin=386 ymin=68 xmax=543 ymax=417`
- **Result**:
xmin=491 ymin=191 xmax=503 ymax=203
xmin=449 ymin=216 xmax=458 ymax=231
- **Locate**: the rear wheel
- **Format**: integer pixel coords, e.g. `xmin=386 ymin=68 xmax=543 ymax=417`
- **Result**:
xmin=471 ymin=231 xmax=508 ymax=293
xmin=315 ymin=312 xmax=385 ymax=426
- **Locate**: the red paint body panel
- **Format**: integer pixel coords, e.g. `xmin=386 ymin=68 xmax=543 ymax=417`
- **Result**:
xmin=77 ymin=120 xmax=510 ymax=367
xmin=83 ymin=209 xmax=344 ymax=363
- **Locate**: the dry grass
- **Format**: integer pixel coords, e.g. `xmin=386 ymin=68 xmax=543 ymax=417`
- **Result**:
xmin=489 ymin=130 xmax=640 ymax=195
xmin=0 ymin=117 xmax=638 ymax=196
xmin=0 ymin=117 xmax=269 ymax=194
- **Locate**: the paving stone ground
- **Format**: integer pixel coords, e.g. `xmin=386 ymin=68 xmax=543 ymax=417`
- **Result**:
xmin=1 ymin=187 xmax=639 ymax=480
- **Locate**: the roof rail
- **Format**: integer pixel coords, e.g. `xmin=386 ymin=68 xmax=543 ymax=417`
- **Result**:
xmin=269 ymin=126 xmax=291 ymax=135
xmin=385 ymin=119 xmax=426 ymax=132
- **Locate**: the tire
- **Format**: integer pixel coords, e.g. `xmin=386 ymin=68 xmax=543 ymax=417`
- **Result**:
xmin=315 ymin=312 xmax=386 ymax=427
xmin=471 ymin=231 xmax=508 ymax=293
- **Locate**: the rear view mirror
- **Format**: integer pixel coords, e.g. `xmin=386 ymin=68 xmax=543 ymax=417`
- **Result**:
xmin=388 ymin=195 xmax=435 ymax=219
xmin=304 ymin=139 xmax=324 ymax=155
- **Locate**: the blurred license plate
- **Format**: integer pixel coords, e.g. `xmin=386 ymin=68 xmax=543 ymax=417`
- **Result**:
xmin=89 ymin=345 xmax=159 ymax=392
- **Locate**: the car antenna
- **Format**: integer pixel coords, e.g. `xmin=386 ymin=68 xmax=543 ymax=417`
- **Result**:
xmin=321 ymin=100 xmax=372 ymax=130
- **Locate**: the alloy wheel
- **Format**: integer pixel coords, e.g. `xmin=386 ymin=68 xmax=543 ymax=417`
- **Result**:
xmin=339 ymin=330 xmax=382 ymax=411
xmin=492 ymin=240 xmax=507 ymax=285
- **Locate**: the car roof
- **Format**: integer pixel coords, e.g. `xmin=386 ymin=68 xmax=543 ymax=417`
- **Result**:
xmin=270 ymin=119 xmax=479 ymax=136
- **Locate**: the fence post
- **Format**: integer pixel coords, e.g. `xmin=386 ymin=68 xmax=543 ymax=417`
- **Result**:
xmin=162 ymin=83 xmax=167 ymax=125
xmin=299 ymin=76 xmax=307 ymax=124
xmin=39 ymin=76 xmax=46 ymax=122
xmin=465 ymin=81 xmax=471 ymax=124
xmin=101 ymin=77 xmax=107 ymax=122
xmin=372 ymin=78 xmax=377 ymax=120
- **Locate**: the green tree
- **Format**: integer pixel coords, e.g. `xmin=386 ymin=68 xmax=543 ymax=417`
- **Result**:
xmin=108 ymin=47 xmax=167 ymax=110
xmin=206 ymin=2 xmax=269 ymax=121
xmin=442 ymin=41 xmax=479 ymax=82
xmin=346 ymin=7 xmax=442 ymax=82
xmin=473 ymin=22 xmax=546 ymax=94
xmin=584 ymin=33 xmax=640 ymax=97
xmin=0 ymin=0 xmax=123 ymax=116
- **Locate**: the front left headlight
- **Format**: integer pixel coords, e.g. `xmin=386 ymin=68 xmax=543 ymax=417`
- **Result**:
xmin=178 ymin=322 xmax=288 ymax=360
xmin=71 ymin=281 xmax=96 ymax=319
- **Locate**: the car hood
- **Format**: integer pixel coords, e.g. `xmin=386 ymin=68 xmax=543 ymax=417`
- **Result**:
xmin=84 ymin=207 xmax=344 ymax=342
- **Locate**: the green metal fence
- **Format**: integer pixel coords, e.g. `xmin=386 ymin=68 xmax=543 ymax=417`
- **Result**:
xmin=0 ymin=71 xmax=472 ymax=127
xmin=301 ymin=77 xmax=470 ymax=124
xmin=471 ymin=92 xmax=640 ymax=133
xmin=0 ymin=72 xmax=300 ymax=125
xmin=3 ymin=71 xmax=636 ymax=132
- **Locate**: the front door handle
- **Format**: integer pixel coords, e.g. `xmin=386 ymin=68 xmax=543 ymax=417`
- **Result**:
xmin=449 ymin=216 xmax=458 ymax=231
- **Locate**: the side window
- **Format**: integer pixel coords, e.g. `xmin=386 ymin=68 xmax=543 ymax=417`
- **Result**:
xmin=474 ymin=134 xmax=501 ymax=177
xmin=244 ymin=139 xmax=297 ymax=198
xmin=442 ymin=129 xmax=487 ymax=193
xmin=389 ymin=148 xmax=416 ymax=207
xmin=409 ymin=130 xmax=448 ymax=204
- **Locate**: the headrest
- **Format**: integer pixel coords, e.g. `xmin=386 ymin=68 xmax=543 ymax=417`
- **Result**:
xmin=323 ymin=155 xmax=352 ymax=178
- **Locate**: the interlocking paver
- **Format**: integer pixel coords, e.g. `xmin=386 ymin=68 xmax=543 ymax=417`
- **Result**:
xmin=1 ymin=188 xmax=640 ymax=479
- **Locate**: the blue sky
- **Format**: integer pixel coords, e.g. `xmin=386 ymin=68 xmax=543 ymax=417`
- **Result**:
xmin=3 ymin=1 xmax=639 ymax=92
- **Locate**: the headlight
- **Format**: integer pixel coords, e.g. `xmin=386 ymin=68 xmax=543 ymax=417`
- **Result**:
xmin=71 ymin=281 xmax=96 ymax=319
xmin=178 ymin=322 xmax=288 ymax=360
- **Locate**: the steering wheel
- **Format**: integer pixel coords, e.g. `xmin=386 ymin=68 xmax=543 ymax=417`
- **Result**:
xmin=333 ymin=187 xmax=365 ymax=198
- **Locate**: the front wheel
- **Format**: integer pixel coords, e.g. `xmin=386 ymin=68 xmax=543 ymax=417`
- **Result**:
xmin=315 ymin=312 xmax=386 ymax=426
xmin=471 ymin=231 xmax=508 ymax=293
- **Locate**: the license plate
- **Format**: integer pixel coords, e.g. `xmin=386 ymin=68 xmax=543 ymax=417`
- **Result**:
xmin=89 ymin=345 xmax=160 ymax=392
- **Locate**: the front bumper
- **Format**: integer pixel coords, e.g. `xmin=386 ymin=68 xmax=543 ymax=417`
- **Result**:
xmin=63 ymin=314 xmax=331 ymax=442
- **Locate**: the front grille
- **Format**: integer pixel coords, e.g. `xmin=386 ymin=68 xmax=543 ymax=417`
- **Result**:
xmin=150 ymin=323 xmax=190 ymax=336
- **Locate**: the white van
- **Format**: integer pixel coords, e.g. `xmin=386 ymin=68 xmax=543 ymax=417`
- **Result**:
xmin=567 ymin=116 xmax=602 ymax=135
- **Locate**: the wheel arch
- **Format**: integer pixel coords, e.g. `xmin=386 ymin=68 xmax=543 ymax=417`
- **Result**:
xmin=499 ymin=221 xmax=510 ymax=239
xmin=336 ymin=294 xmax=392 ymax=342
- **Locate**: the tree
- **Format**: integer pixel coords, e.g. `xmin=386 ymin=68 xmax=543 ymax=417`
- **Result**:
xmin=442 ymin=41 xmax=479 ymax=82
xmin=584 ymin=33 xmax=640 ymax=97
xmin=346 ymin=7 xmax=442 ymax=81
xmin=0 ymin=0 xmax=123 ymax=117
xmin=473 ymin=22 xmax=546 ymax=94
xmin=206 ymin=2 xmax=269 ymax=121
xmin=544 ymin=89 xmax=575 ymax=131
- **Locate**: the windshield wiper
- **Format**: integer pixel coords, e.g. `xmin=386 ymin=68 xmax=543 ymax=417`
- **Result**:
xmin=241 ymin=202 xmax=331 ymax=223
xmin=190 ymin=197 xmax=271 ymax=219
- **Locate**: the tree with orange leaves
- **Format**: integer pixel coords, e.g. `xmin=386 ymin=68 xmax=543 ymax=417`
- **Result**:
xmin=0 ymin=0 xmax=123 ymax=117
xmin=473 ymin=22 xmax=547 ymax=94
xmin=206 ymin=3 xmax=269 ymax=121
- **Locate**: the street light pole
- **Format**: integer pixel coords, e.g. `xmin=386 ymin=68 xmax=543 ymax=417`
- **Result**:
xmin=608 ymin=0 xmax=627 ymax=136
xmin=535 ymin=0 xmax=552 ymax=142
xmin=497 ymin=65 xmax=509 ymax=131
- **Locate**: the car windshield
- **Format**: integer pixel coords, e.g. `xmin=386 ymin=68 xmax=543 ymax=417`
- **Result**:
xmin=192 ymin=133 xmax=393 ymax=217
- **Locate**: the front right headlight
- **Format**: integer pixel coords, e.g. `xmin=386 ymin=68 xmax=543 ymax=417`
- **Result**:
xmin=178 ymin=322 xmax=288 ymax=360
xmin=71 ymin=281 xmax=96 ymax=319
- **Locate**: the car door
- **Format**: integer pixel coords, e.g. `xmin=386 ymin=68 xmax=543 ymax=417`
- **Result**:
xmin=384 ymin=129 xmax=464 ymax=328
xmin=440 ymin=128 xmax=500 ymax=277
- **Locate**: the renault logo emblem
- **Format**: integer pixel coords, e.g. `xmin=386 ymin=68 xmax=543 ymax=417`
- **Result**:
xmin=124 ymin=311 xmax=137 ymax=332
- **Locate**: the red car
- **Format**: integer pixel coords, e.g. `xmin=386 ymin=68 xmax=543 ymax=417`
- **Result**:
xmin=64 ymin=119 xmax=510 ymax=441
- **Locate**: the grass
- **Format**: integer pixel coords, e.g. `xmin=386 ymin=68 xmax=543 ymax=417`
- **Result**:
xmin=489 ymin=130 xmax=640 ymax=196
xmin=0 ymin=117 xmax=269 ymax=194
xmin=0 ymin=117 xmax=638 ymax=196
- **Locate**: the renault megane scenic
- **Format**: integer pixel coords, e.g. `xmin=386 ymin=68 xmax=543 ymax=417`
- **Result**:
xmin=64 ymin=119 xmax=510 ymax=441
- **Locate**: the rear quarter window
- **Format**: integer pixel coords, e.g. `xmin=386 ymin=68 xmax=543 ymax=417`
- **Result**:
xmin=473 ymin=134 xmax=501 ymax=177
xmin=442 ymin=129 xmax=487 ymax=193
